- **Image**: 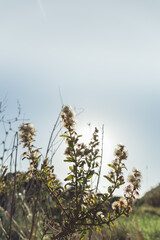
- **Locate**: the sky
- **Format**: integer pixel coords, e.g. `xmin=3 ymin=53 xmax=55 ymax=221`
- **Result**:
xmin=0 ymin=0 xmax=160 ymax=197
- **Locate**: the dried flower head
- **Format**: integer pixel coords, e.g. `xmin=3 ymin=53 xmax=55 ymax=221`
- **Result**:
xmin=133 ymin=168 xmax=141 ymax=178
xmin=96 ymin=211 xmax=105 ymax=219
xmin=118 ymin=197 xmax=127 ymax=208
xmin=124 ymin=184 xmax=132 ymax=196
xmin=30 ymin=150 xmax=40 ymax=160
xmin=19 ymin=123 xmax=36 ymax=146
xmin=108 ymin=170 xmax=115 ymax=180
xmin=64 ymin=147 xmax=71 ymax=155
xmin=118 ymin=175 xmax=125 ymax=184
xmin=112 ymin=201 xmax=119 ymax=213
xmin=61 ymin=105 xmax=75 ymax=128
xmin=128 ymin=169 xmax=141 ymax=191
xmin=127 ymin=174 xmax=136 ymax=184
xmin=114 ymin=144 xmax=128 ymax=160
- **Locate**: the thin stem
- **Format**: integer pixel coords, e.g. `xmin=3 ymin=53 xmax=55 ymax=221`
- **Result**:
xmin=0 ymin=166 xmax=7 ymax=182
xmin=96 ymin=124 xmax=104 ymax=192
xmin=0 ymin=219 xmax=9 ymax=239
xmin=8 ymin=132 xmax=18 ymax=240
xmin=68 ymin=127 xmax=78 ymax=217
xmin=45 ymin=108 xmax=63 ymax=159
xmin=29 ymin=194 xmax=38 ymax=240
xmin=50 ymin=138 xmax=64 ymax=164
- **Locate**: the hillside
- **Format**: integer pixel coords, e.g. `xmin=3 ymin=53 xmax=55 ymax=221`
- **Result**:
xmin=137 ymin=183 xmax=160 ymax=207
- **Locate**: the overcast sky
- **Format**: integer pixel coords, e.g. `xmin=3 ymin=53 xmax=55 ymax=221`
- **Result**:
xmin=1 ymin=0 xmax=160 ymax=197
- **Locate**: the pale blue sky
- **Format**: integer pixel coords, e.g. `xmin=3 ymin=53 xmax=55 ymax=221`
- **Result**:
xmin=0 ymin=0 xmax=160 ymax=196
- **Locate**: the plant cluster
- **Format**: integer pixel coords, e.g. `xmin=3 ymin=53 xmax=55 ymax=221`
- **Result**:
xmin=0 ymin=103 xmax=141 ymax=240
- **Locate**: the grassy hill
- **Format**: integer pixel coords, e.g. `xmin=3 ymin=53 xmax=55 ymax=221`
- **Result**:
xmin=88 ymin=184 xmax=160 ymax=240
xmin=137 ymin=184 xmax=160 ymax=208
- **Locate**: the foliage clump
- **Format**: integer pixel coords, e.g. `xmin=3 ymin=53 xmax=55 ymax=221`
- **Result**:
xmin=0 ymin=103 xmax=141 ymax=240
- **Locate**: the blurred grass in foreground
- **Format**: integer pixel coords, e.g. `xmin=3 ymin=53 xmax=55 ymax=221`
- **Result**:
xmin=83 ymin=205 xmax=160 ymax=240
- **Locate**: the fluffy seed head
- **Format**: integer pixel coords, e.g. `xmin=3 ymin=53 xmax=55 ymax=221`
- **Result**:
xmin=61 ymin=105 xmax=75 ymax=128
xmin=19 ymin=123 xmax=36 ymax=146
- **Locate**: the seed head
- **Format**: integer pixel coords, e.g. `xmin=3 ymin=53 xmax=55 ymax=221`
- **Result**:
xmin=112 ymin=201 xmax=119 ymax=213
xmin=19 ymin=123 xmax=36 ymax=146
xmin=61 ymin=105 xmax=75 ymax=128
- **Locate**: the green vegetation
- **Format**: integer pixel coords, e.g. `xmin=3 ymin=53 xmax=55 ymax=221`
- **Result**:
xmin=0 ymin=101 xmax=143 ymax=239
xmin=137 ymin=184 xmax=160 ymax=208
xmin=0 ymin=175 xmax=159 ymax=239
xmin=86 ymin=185 xmax=160 ymax=240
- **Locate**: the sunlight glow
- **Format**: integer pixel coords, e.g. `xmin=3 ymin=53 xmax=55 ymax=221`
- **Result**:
xmin=77 ymin=124 xmax=114 ymax=163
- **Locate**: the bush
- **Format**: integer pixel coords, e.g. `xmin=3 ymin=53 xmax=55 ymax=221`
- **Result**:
xmin=0 ymin=103 xmax=141 ymax=240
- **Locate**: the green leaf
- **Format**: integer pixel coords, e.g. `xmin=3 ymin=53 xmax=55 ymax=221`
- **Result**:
xmin=78 ymin=135 xmax=83 ymax=138
xmin=121 ymin=166 xmax=127 ymax=170
xmin=87 ymin=170 xmax=94 ymax=179
xmin=108 ymin=164 xmax=116 ymax=171
xmin=64 ymin=174 xmax=73 ymax=181
xmin=121 ymin=213 xmax=127 ymax=217
xmin=108 ymin=186 xmax=112 ymax=194
xmin=60 ymin=134 xmax=69 ymax=138
xmin=64 ymin=159 xmax=72 ymax=162
xmin=110 ymin=222 xmax=114 ymax=227
xmin=93 ymin=227 xmax=102 ymax=232
xmin=80 ymin=230 xmax=87 ymax=240
xmin=104 ymin=175 xmax=115 ymax=184
xmin=86 ymin=160 xmax=91 ymax=168
xmin=69 ymin=166 xmax=73 ymax=172
xmin=47 ymin=179 xmax=53 ymax=186
xmin=118 ymin=182 xmax=125 ymax=186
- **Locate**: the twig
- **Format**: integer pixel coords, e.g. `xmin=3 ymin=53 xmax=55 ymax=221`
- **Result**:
xmin=45 ymin=108 xmax=63 ymax=159
xmin=0 ymin=219 xmax=9 ymax=239
xmin=8 ymin=132 xmax=18 ymax=240
xmin=0 ymin=166 xmax=7 ymax=182
xmin=29 ymin=194 xmax=39 ymax=240
xmin=50 ymin=138 xmax=64 ymax=164
xmin=96 ymin=124 xmax=104 ymax=192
